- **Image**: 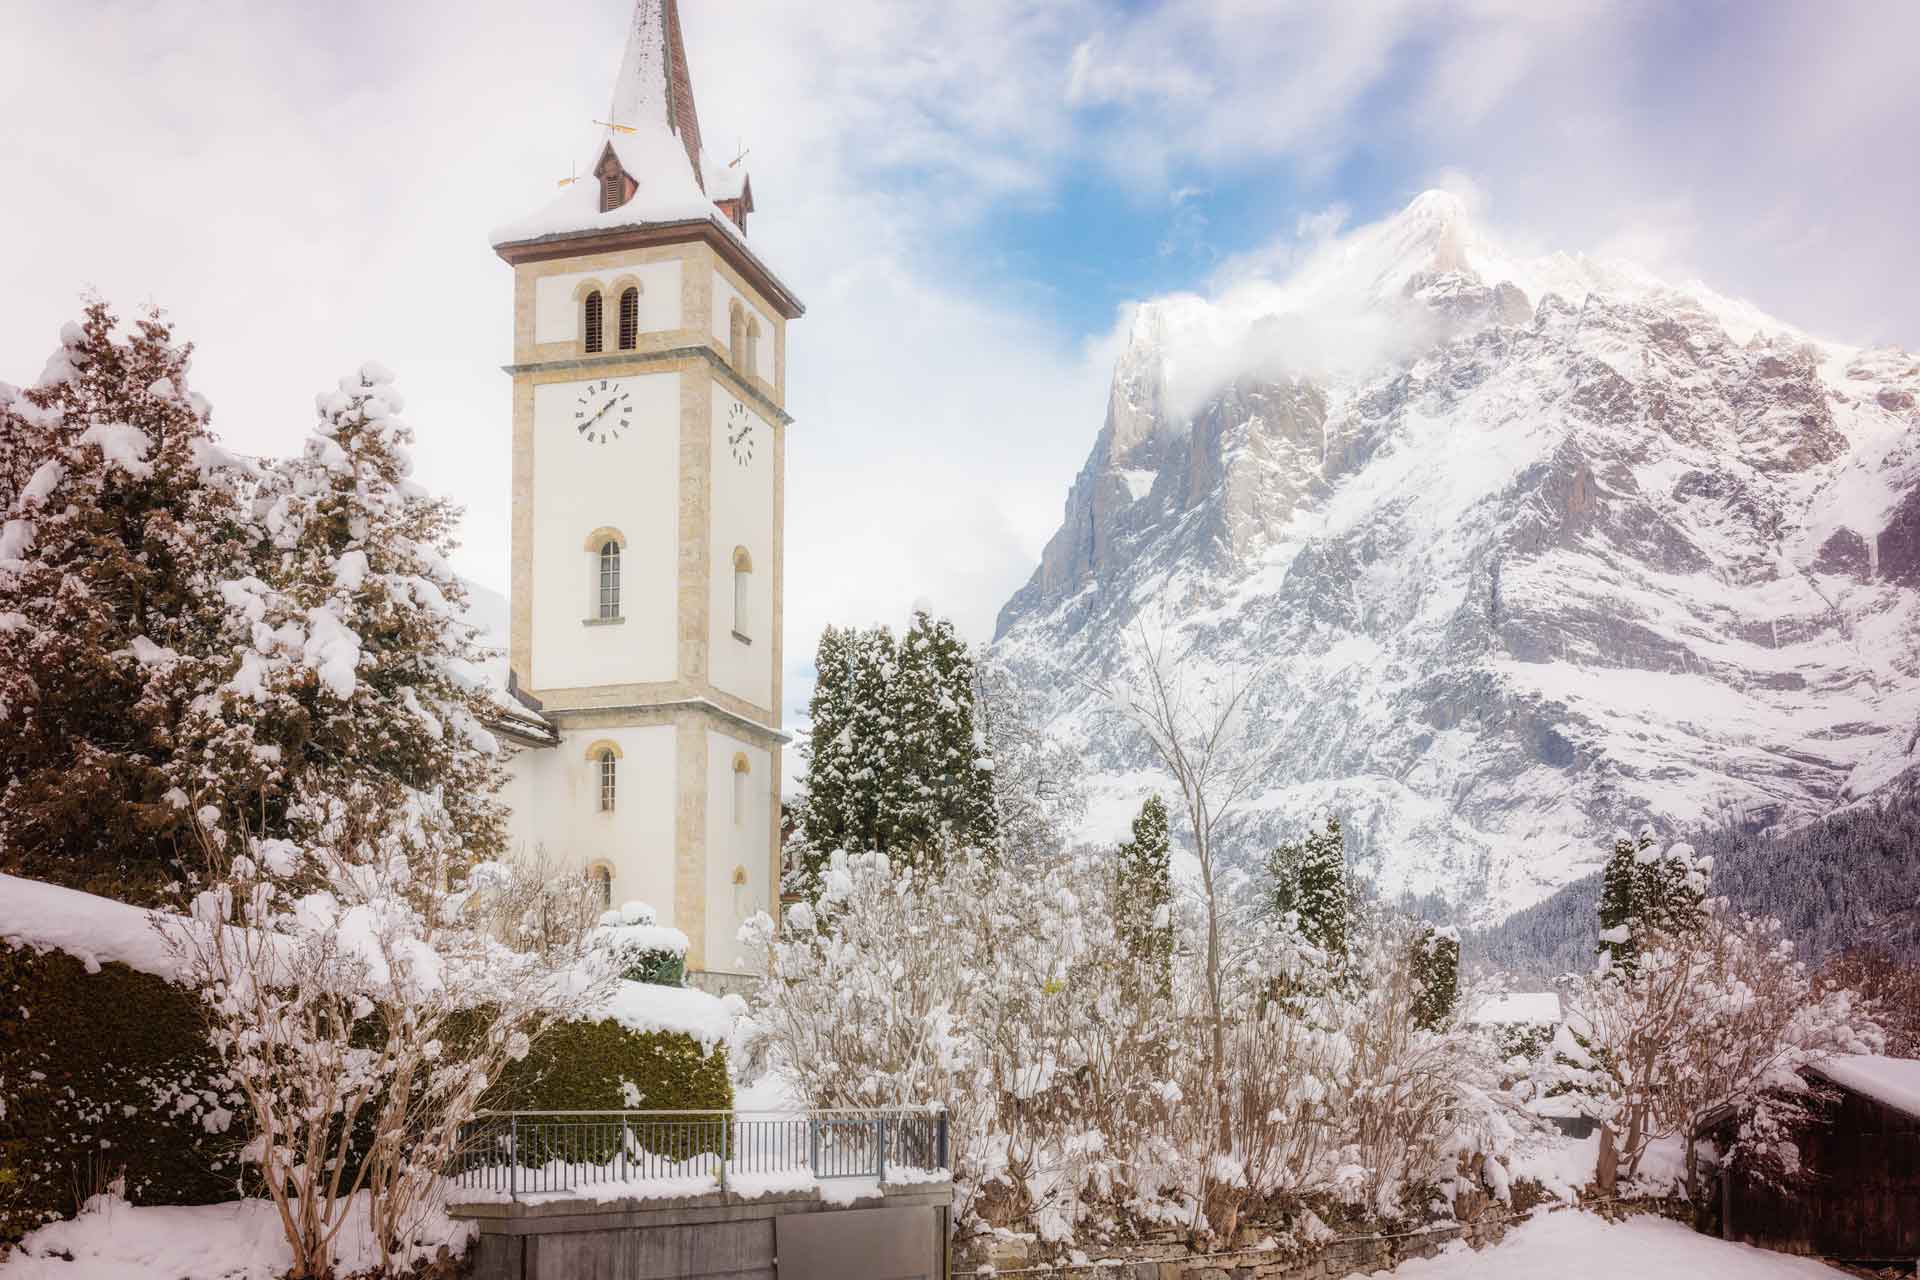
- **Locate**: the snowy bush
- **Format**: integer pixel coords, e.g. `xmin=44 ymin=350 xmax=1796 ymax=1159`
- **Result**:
xmin=590 ymin=900 xmax=690 ymax=986
xmin=166 ymin=787 xmax=616 ymax=1278
xmin=1549 ymin=892 xmax=1883 ymax=1197
xmin=744 ymin=844 xmax=1523 ymax=1252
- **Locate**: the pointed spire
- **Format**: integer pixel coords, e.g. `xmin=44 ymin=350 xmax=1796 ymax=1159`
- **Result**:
xmin=608 ymin=0 xmax=706 ymax=193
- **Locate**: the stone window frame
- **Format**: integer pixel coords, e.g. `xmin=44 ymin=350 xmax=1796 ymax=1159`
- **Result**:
xmin=730 ymin=545 xmax=753 ymax=644
xmin=585 ymin=738 xmax=624 ymax=815
xmin=731 ymin=751 xmax=751 ymax=827
xmin=587 ymin=860 xmax=614 ymax=910
xmin=584 ymin=527 xmax=628 ymax=625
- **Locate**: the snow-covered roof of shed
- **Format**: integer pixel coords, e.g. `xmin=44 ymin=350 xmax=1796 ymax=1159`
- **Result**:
xmin=1471 ymin=992 xmax=1563 ymax=1025
xmin=1810 ymin=1055 xmax=1920 ymax=1119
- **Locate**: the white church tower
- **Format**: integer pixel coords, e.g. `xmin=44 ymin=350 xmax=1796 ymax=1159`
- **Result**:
xmin=489 ymin=0 xmax=802 ymax=985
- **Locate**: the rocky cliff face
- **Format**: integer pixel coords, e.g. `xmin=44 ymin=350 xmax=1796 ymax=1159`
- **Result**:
xmin=992 ymin=192 xmax=1920 ymax=920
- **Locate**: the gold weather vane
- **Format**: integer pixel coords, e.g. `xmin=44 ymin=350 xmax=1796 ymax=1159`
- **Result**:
xmin=593 ymin=119 xmax=638 ymax=135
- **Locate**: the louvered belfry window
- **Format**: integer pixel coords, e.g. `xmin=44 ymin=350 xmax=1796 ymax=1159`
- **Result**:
xmin=618 ymin=288 xmax=639 ymax=351
xmin=583 ymin=290 xmax=604 ymax=354
xmin=600 ymin=166 xmax=623 ymax=212
xmin=598 ymin=540 xmax=621 ymax=618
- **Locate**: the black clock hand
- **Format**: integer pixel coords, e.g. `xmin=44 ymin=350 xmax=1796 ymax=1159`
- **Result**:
xmin=577 ymin=399 xmax=615 ymax=433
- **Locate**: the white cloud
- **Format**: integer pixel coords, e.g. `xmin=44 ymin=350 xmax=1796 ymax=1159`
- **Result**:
xmin=5 ymin=0 xmax=1915 ymax=795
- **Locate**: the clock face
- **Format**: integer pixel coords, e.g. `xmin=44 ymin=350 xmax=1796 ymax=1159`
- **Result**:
xmin=573 ymin=379 xmax=632 ymax=444
xmin=726 ymin=399 xmax=756 ymax=466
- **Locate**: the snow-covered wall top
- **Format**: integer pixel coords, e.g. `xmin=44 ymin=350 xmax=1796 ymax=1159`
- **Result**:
xmin=993 ymin=190 xmax=1920 ymax=923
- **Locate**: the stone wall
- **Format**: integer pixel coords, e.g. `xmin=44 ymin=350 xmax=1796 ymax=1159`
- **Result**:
xmin=455 ymin=1180 xmax=951 ymax=1280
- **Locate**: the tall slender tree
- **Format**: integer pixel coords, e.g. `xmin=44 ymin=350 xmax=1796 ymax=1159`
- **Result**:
xmin=1267 ymin=817 xmax=1353 ymax=962
xmin=1116 ymin=794 xmax=1174 ymax=979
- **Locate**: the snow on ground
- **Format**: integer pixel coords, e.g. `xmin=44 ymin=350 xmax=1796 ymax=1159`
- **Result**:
xmin=1812 ymin=1054 xmax=1920 ymax=1118
xmin=1362 ymin=1210 xmax=1845 ymax=1279
xmin=1470 ymin=992 xmax=1561 ymax=1025
xmin=0 ymin=1191 xmax=472 ymax=1280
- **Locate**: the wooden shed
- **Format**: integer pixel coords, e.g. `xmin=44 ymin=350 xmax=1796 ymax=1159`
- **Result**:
xmin=1699 ymin=1055 xmax=1920 ymax=1264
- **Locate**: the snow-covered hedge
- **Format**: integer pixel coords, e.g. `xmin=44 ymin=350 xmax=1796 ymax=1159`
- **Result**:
xmin=0 ymin=877 xmax=733 ymax=1241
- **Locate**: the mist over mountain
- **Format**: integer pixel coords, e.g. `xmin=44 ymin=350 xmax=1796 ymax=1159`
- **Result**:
xmin=992 ymin=190 xmax=1920 ymax=923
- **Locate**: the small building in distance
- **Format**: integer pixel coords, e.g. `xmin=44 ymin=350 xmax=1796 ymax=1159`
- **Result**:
xmin=1699 ymin=1054 xmax=1920 ymax=1265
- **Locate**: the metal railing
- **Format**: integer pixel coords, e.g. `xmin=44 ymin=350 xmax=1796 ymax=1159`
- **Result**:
xmin=452 ymin=1108 xmax=949 ymax=1200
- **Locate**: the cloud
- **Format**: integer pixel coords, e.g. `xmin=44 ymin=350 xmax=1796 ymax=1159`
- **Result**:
xmin=5 ymin=0 xmax=1915 ymax=792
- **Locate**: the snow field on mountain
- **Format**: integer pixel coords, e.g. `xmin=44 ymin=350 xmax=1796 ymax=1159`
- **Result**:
xmin=994 ymin=189 xmax=1920 ymax=923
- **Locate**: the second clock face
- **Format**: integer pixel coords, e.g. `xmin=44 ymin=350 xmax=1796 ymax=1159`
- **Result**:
xmin=574 ymin=379 xmax=633 ymax=444
xmin=726 ymin=399 xmax=756 ymax=466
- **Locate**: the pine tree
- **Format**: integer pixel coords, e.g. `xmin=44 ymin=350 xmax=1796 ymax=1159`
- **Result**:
xmin=202 ymin=363 xmax=510 ymax=860
xmin=0 ymin=303 xmax=256 ymax=899
xmin=1596 ymin=828 xmax=1709 ymax=973
xmin=1266 ymin=816 xmax=1353 ymax=960
xmin=1411 ymin=923 xmax=1460 ymax=1030
xmin=1116 ymin=794 xmax=1174 ymax=980
xmin=892 ymin=607 xmax=995 ymax=857
xmin=796 ymin=609 xmax=996 ymax=887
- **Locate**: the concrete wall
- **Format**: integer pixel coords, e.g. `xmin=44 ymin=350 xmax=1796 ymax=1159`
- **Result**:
xmin=456 ymin=1182 xmax=951 ymax=1280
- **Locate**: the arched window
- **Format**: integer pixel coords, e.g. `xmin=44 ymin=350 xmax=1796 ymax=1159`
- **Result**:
xmin=598 ymin=540 xmax=621 ymax=618
xmin=583 ymin=290 xmax=604 ymax=354
xmin=732 ymin=753 xmax=751 ymax=827
xmin=618 ymin=287 xmax=639 ymax=351
xmin=728 ymin=299 xmax=745 ymax=369
xmin=744 ymin=317 xmax=761 ymax=378
xmin=731 ymin=546 xmax=752 ymax=641
xmin=597 ymin=749 xmax=617 ymax=813
xmin=589 ymin=863 xmax=613 ymax=909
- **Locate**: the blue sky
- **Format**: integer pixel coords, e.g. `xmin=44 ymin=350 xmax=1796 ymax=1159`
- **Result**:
xmin=4 ymin=0 xmax=1918 ymax=748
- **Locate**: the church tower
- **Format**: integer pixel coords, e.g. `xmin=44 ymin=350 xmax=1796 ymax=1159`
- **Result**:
xmin=490 ymin=0 xmax=802 ymax=984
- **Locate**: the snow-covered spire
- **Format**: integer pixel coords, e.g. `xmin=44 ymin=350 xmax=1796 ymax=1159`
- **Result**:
xmin=607 ymin=0 xmax=706 ymax=194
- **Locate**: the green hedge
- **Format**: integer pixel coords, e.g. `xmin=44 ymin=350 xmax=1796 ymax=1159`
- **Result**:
xmin=0 ymin=946 xmax=246 ymax=1240
xmin=1 ymin=946 xmax=731 ymax=1242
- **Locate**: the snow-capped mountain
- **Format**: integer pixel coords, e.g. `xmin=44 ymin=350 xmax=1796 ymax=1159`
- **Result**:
xmin=992 ymin=190 xmax=1920 ymax=922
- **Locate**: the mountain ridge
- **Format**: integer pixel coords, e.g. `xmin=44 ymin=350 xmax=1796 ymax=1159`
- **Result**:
xmin=992 ymin=191 xmax=1920 ymax=922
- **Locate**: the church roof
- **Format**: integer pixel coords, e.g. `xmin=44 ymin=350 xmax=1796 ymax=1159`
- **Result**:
xmin=490 ymin=0 xmax=797 ymax=316
xmin=609 ymin=0 xmax=706 ymax=194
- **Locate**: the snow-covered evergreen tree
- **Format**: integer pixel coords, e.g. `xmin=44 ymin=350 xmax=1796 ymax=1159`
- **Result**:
xmin=0 ymin=304 xmax=255 ymax=899
xmin=796 ymin=609 xmax=995 ymax=885
xmin=1410 ymin=923 xmax=1460 ymax=1030
xmin=1116 ymin=794 xmax=1173 ymax=974
xmin=890 ymin=606 xmax=994 ymax=856
xmin=1596 ymin=829 xmax=1709 ymax=973
xmin=193 ymin=362 xmax=509 ymax=863
xmin=1266 ymin=816 xmax=1353 ymax=961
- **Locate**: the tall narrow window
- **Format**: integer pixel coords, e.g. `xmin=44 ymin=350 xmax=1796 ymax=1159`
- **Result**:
xmin=598 ymin=540 xmax=621 ymax=618
xmin=732 ymin=754 xmax=750 ymax=827
xmin=599 ymin=166 xmax=624 ymax=212
xmin=598 ymin=750 xmax=617 ymax=813
xmin=728 ymin=299 xmax=745 ymax=368
xmin=590 ymin=864 xmax=612 ymax=908
xmin=731 ymin=546 xmax=752 ymax=640
xmin=744 ymin=317 xmax=761 ymax=378
xmin=583 ymin=290 xmax=604 ymax=354
xmin=618 ymin=288 xmax=639 ymax=351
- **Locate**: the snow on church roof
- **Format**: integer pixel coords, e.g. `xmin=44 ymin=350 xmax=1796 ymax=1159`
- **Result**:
xmin=489 ymin=0 xmax=767 ymax=281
